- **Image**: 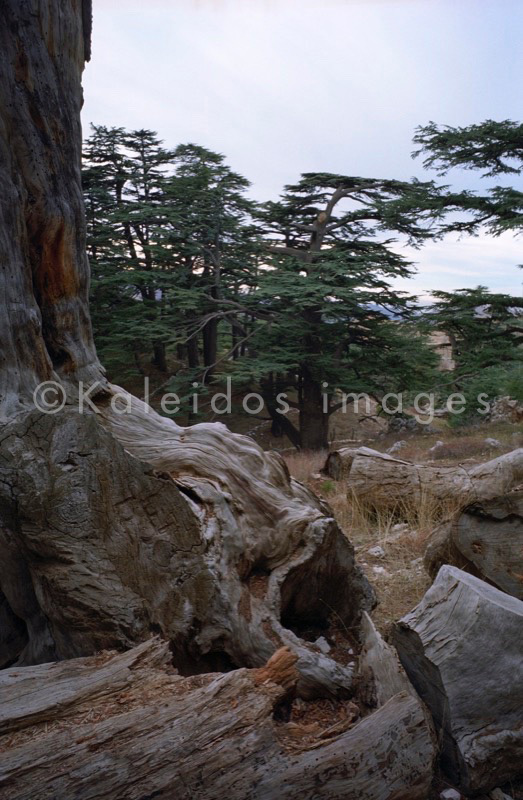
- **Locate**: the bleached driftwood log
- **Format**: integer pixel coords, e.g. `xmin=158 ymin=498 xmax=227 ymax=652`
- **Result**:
xmin=0 ymin=403 xmax=374 ymax=698
xmin=424 ymin=491 xmax=523 ymax=599
xmin=393 ymin=565 xmax=523 ymax=795
xmin=324 ymin=446 xmax=523 ymax=507
xmin=0 ymin=638 xmax=436 ymax=800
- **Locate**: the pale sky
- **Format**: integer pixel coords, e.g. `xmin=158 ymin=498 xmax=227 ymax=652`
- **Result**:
xmin=82 ymin=0 xmax=523 ymax=300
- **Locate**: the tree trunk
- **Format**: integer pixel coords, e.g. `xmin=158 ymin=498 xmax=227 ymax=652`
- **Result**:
xmin=203 ymin=317 xmax=218 ymax=379
xmin=0 ymin=639 xmax=437 ymax=800
xmin=186 ymin=333 xmax=200 ymax=368
xmin=0 ymin=4 xmax=449 ymax=797
xmin=0 ymin=0 xmax=105 ymax=420
xmin=424 ymin=491 xmax=523 ymax=599
xmin=324 ymin=446 xmax=523 ymax=507
xmin=151 ymin=340 xmax=168 ymax=372
xmin=266 ymin=402 xmax=302 ymax=449
xmin=299 ymin=371 xmax=329 ymax=451
xmin=393 ymin=565 xmax=523 ymax=796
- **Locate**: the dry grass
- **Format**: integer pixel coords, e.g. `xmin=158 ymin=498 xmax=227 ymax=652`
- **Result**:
xmin=282 ymin=441 xmax=490 ymax=633
xmin=375 ymin=421 xmax=523 ymax=465
xmin=326 ymin=489 xmax=461 ymax=632
xmin=283 ymin=450 xmax=327 ymax=483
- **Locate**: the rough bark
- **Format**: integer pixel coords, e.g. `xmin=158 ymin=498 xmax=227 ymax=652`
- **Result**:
xmin=324 ymin=446 xmax=523 ymax=507
xmin=0 ymin=400 xmax=375 ymax=697
xmin=0 ymin=638 xmax=436 ymax=800
xmin=424 ymin=491 xmax=523 ymax=599
xmin=0 ymin=0 xmax=105 ymax=419
xmin=393 ymin=565 xmax=523 ymax=796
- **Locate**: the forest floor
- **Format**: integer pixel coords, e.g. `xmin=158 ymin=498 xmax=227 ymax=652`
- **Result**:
xmin=283 ymin=421 xmax=523 ymax=633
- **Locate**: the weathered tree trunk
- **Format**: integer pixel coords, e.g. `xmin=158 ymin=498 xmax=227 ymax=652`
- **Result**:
xmin=424 ymin=491 xmax=523 ymax=599
xmin=0 ymin=0 xmax=105 ymax=419
xmin=324 ymin=446 xmax=523 ymax=507
xmin=357 ymin=611 xmax=415 ymax=708
xmin=0 ymin=4 xmax=444 ymax=796
xmin=393 ymin=565 xmax=523 ymax=796
xmin=0 ymin=399 xmax=375 ymax=696
xmin=0 ymin=638 xmax=436 ymax=800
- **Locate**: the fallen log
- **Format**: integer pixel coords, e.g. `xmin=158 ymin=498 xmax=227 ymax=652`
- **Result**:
xmin=393 ymin=565 xmax=523 ymax=796
xmin=323 ymin=446 xmax=523 ymax=507
xmin=424 ymin=491 xmax=523 ymax=599
xmin=0 ymin=638 xmax=436 ymax=800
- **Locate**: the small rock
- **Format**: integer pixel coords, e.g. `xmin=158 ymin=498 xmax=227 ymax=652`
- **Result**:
xmin=372 ymin=566 xmax=388 ymax=576
xmin=484 ymin=437 xmax=501 ymax=448
xmin=383 ymin=523 xmax=413 ymax=544
xmin=382 ymin=532 xmax=403 ymax=544
xmin=368 ymin=545 xmax=385 ymax=558
xmin=440 ymin=789 xmax=461 ymax=800
xmin=410 ymin=557 xmax=423 ymax=568
xmin=391 ymin=522 xmax=409 ymax=533
xmin=310 ymin=472 xmax=323 ymax=480
xmin=429 ymin=440 xmax=444 ymax=454
xmin=314 ymin=636 xmax=331 ymax=654
xmin=489 ymin=789 xmax=513 ymax=800
xmin=387 ymin=440 xmax=407 ymax=455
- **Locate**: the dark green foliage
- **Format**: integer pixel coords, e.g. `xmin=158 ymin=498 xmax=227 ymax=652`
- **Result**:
xmin=83 ymin=129 xmax=258 ymax=381
xmin=426 ymin=287 xmax=523 ymax=375
xmin=228 ymin=173 xmax=440 ymax=449
xmin=414 ymin=119 xmax=523 ymax=177
xmin=84 ymin=126 xmax=178 ymax=375
xmin=424 ymin=287 xmax=523 ymax=424
xmin=164 ymin=143 xmax=260 ymax=381
xmin=413 ymin=120 xmax=523 ymax=236
xmin=84 ymin=119 xmax=522 ymax=447
xmin=412 ymin=120 xmax=523 ymax=425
